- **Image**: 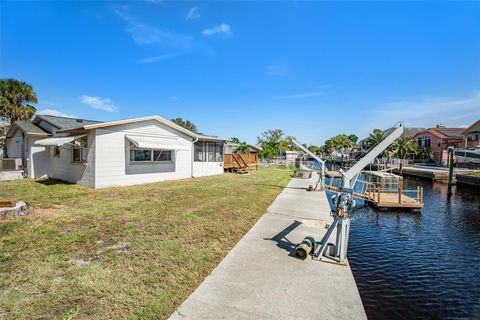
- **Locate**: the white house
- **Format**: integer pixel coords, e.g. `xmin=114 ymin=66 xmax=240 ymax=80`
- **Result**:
xmin=4 ymin=114 xmax=226 ymax=188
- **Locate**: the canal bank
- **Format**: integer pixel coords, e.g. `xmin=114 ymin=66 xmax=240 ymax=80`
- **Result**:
xmin=170 ymin=172 xmax=366 ymax=319
xmin=392 ymin=166 xmax=480 ymax=186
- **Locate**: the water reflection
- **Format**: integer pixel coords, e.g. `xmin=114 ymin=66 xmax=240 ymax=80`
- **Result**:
xmin=346 ymin=177 xmax=480 ymax=319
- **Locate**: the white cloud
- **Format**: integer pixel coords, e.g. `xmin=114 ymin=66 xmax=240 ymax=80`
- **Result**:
xmin=113 ymin=6 xmax=193 ymax=48
xmin=274 ymin=92 xmax=324 ymax=99
xmin=170 ymin=96 xmax=179 ymax=101
xmin=137 ymin=51 xmax=186 ymax=63
xmin=186 ymin=6 xmax=200 ymax=20
xmin=80 ymin=96 xmax=117 ymax=112
xmin=37 ymin=109 xmax=76 ymax=118
xmin=202 ymin=23 xmax=232 ymax=36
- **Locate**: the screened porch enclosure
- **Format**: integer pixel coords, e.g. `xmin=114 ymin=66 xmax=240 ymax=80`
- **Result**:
xmin=194 ymin=141 xmax=224 ymax=162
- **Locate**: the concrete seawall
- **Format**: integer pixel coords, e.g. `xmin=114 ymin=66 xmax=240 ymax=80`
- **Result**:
xmin=170 ymin=172 xmax=366 ymax=319
xmin=456 ymin=174 xmax=480 ymax=188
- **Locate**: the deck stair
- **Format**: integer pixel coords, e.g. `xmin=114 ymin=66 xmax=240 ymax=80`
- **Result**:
xmin=224 ymin=153 xmax=259 ymax=173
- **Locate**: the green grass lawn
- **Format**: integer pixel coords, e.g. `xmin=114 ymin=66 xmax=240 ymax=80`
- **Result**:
xmin=0 ymin=166 xmax=292 ymax=319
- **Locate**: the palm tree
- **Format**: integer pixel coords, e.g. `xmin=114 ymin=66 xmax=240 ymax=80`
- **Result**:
xmin=389 ymin=136 xmax=418 ymax=173
xmin=363 ymin=129 xmax=384 ymax=150
xmin=418 ymin=147 xmax=434 ymax=162
xmin=0 ymin=79 xmax=37 ymax=122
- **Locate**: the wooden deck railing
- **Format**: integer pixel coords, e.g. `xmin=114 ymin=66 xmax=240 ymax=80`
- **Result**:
xmin=224 ymin=153 xmax=259 ymax=170
xmin=326 ymin=181 xmax=423 ymax=209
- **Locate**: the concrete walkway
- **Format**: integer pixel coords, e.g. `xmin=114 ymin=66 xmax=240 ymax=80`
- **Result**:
xmin=170 ymin=173 xmax=366 ymax=320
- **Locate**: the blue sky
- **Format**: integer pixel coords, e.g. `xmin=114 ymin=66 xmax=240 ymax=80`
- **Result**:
xmin=1 ymin=1 xmax=479 ymax=145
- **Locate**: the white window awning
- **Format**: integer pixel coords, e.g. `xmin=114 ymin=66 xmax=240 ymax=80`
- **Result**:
xmin=35 ymin=134 xmax=87 ymax=147
xmin=126 ymin=135 xmax=189 ymax=150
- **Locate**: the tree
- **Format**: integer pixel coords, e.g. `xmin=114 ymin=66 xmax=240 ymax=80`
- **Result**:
xmin=230 ymin=137 xmax=250 ymax=154
xmin=171 ymin=117 xmax=198 ymax=133
xmin=235 ymin=142 xmax=250 ymax=154
xmin=280 ymin=135 xmax=298 ymax=151
xmin=322 ymin=134 xmax=355 ymax=156
xmin=257 ymin=129 xmax=284 ymax=159
xmin=362 ymin=129 xmax=384 ymax=149
xmin=308 ymin=145 xmax=320 ymax=154
xmin=388 ymin=136 xmax=418 ymax=173
xmin=418 ymin=147 xmax=434 ymax=162
xmin=0 ymin=79 xmax=37 ymax=122
xmin=348 ymin=134 xmax=359 ymax=145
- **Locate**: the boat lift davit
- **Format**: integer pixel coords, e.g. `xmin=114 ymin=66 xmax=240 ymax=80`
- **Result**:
xmin=293 ymin=122 xmax=405 ymax=265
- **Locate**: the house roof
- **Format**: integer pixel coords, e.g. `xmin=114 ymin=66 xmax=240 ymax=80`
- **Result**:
xmin=434 ymin=128 xmax=465 ymax=138
xmin=463 ymin=120 xmax=480 ymax=135
xmin=6 ymin=121 xmax=50 ymax=138
xmin=416 ymin=127 xmax=466 ymax=139
xmin=57 ymin=115 xmax=199 ymax=139
xmin=34 ymin=114 xmax=102 ymax=130
xmin=383 ymin=127 xmax=426 ymax=138
xmin=196 ymin=134 xmax=227 ymax=142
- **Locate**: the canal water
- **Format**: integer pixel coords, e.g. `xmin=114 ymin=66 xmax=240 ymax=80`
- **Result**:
xmin=304 ymin=161 xmax=480 ymax=319
xmin=347 ymin=177 xmax=480 ymax=319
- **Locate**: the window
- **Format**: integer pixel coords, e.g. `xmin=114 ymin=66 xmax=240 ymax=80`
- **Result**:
xmin=53 ymin=146 xmax=60 ymax=157
xmin=417 ymin=136 xmax=431 ymax=149
xmin=194 ymin=141 xmax=205 ymax=161
xmin=215 ymin=142 xmax=223 ymax=162
xmin=194 ymin=141 xmax=223 ymax=162
xmin=131 ymin=149 xmax=152 ymax=162
xmin=130 ymin=144 xmax=172 ymax=163
xmin=207 ymin=142 xmax=215 ymax=162
xmin=72 ymin=137 xmax=88 ymax=163
xmin=153 ymin=150 xmax=172 ymax=162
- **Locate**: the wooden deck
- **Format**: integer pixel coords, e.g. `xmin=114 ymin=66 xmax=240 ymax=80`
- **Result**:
xmin=224 ymin=153 xmax=258 ymax=173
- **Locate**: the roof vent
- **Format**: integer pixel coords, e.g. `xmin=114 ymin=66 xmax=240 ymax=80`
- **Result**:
xmin=436 ymin=124 xmax=446 ymax=128
xmin=76 ymin=119 xmax=84 ymax=123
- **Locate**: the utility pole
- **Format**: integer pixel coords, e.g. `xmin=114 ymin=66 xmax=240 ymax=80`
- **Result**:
xmin=447 ymin=147 xmax=454 ymax=197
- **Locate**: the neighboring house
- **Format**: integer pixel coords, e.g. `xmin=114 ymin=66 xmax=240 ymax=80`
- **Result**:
xmin=382 ymin=127 xmax=426 ymax=138
xmin=4 ymin=121 xmax=51 ymax=177
xmin=4 ymin=114 xmax=226 ymax=188
xmin=414 ymin=124 xmax=465 ymax=165
xmin=453 ymin=120 xmax=480 ymax=166
xmin=461 ymin=120 xmax=480 ymax=149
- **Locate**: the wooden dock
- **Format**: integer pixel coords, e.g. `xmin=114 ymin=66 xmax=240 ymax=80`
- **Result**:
xmin=325 ymin=183 xmax=423 ymax=210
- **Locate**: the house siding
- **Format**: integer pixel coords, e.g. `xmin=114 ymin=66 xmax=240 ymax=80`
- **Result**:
xmin=5 ymin=129 xmax=23 ymax=159
xmin=46 ymin=131 xmax=96 ymax=187
xmin=192 ymin=161 xmax=224 ymax=177
xmin=94 ymin=120 xmax=194 ymax=188
xmin=28 ymin=137 xmax=50 ymax=179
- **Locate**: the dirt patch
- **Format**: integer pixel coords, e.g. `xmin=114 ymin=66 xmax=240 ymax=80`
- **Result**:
xmin=28 ymin=207 xmax=65 ymax=219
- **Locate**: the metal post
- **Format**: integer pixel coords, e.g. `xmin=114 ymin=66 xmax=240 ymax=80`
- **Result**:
xmin=447 ymin=147 xmax=454 ymax=196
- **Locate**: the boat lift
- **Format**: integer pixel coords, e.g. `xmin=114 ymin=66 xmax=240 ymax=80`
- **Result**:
xmin=291 ymin=139 xmax=326 ymax=190
xmin=294 ymin=122 xmax=405 ymax=265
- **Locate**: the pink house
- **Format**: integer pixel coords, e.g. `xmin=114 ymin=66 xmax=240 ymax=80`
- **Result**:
xmin=414 ymin=125 xmax=465 ymax=165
